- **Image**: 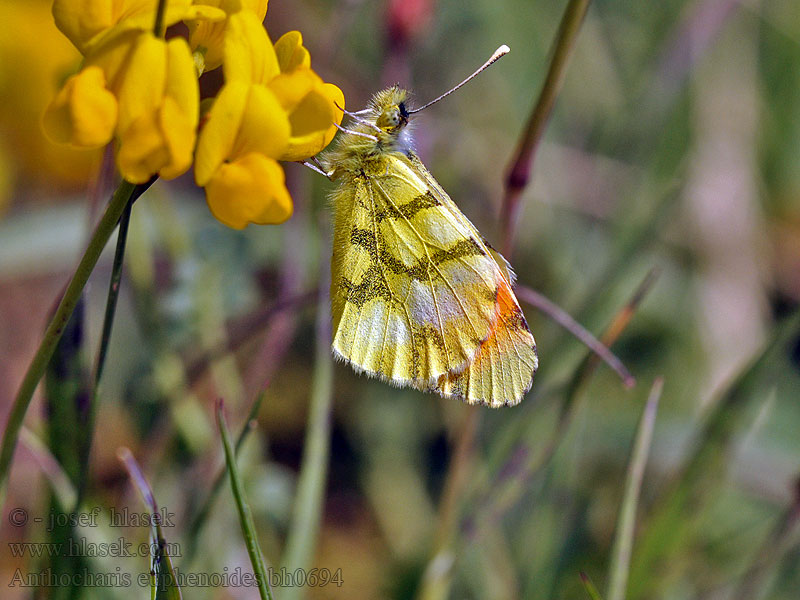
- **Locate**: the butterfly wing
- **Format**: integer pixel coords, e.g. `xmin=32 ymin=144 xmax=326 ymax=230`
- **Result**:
xmin=430 ymin=279 xmax=538 ymax=406
xmin=409 ymin=155 xmax=538 ymax=406
xmin=330 ymin=152 xmax=504 ymax=387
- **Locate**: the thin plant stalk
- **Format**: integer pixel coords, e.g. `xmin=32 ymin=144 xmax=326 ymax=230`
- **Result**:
xmin=0 ymin=179 xmax=138 ymax=504
xmin=417 ymin=405 xmax=481 ymax=600
xmin=75 ymin=202 xmax=134 ymax=508
xmin=153 ymin=0 xmax=168 ymax=37
xmin=516 ymin=285 xmax=635 ymax=387
xmin=500 ymin=0 xmax=592 ymax=256
xmin=94 ymin=203 xmax=132 ymax=388
xmin=281 ymin=269 xmax=334 ymax=599
xmin=607 ymin=378 xmax=663 ymax=600
xmin=216 ymin=400 xmax=273 ymax=600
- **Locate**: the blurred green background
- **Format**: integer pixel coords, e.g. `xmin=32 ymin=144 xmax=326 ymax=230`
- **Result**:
xmin=1 ymin=0 xmax=799 ymax=598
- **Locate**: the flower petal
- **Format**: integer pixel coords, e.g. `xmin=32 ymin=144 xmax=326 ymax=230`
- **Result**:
xmin=204 ymin=152 xmax=292 ymax=228
xmin=42 ymin=66 xmax=118 ymax=147
xmin=268 ymin=70 xmax=318 ymax=112
xmin=223 ymin=10 xmax=279 ymax=85
xmin=157 ymin=97 xmax=195 ymax=180
xmin=235 ymin=84 xmax=291 ymax=159
xmin=115 ymin=33 xmax=166 ymax=135
xmin=195 ymin=81 xmax=249 ymax=185
xmin=164 ymin=37 xmax=199 ymax=137
xmin=53 ymin=0 xmax=216 ymax=55
xmin=280 ymin=82 xmax=344 ymax=161
xmin=116 ymin=111 xmax=170 ymax=183
xmin=52 ymin=0 xmax=116 ymax=54
xmin=274 ymin=31 xmax=310 ymax=72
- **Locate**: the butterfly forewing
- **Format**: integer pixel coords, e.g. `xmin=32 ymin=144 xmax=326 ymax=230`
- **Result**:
xmin=330 ymin=153 xmax=504 ymax=387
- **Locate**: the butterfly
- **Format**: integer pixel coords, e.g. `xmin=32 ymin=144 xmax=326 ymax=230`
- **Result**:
xmin=317 ymin=46 xmax=537 ymax=407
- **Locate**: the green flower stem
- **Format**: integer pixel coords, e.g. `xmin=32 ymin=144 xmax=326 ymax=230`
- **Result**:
xmin=74 ymin=201 xmax=133 ymax=509
xmin=95 ymin=202 xmax=132 ymax=387
xmin=217 ymin=400 xmax=273 ymax=600
xmin=0 ymin=179 xmax=137 ymax=505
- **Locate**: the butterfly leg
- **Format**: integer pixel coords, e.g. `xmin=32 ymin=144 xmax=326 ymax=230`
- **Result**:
xmin=335 ymin=102 xmax=382 ymax=134
xmin=333 ymin=122 xmax=379 ymax=142
xmin=299 ymin=157 xmax=333 ymax=179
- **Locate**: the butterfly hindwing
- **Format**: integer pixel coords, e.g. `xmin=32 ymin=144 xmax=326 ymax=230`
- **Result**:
xmin=409 ymin=156 xmax=538 ymax=406
xmin=430 ymin=279 xmax=538 ymax=406
xmin=330 ymin=152 xmax=504 ymax=387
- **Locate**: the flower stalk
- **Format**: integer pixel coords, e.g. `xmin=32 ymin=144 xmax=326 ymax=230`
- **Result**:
xmin=0 ymin=179 xmax=138 ymax=503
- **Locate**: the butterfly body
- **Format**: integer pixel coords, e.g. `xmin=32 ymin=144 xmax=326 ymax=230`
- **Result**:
xmin=322 ymin=86 xmax=537 ymax=407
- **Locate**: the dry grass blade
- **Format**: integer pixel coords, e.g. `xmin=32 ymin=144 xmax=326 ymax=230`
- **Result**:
xmin=516 ymin=284 xmax=635 ymax=387
xmin=463 ymin=269 xmax=658 ymax=541
xmin=184 ymin=289 xmax=317 ymax=385
xmin=118 ymin=447 xmax=182 ymax=600
xmin=565 ymin=267 xmax=660 ymax=400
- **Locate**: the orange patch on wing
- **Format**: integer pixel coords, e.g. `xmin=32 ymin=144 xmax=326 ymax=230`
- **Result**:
xmin=433 ymin=280 xmax=538 ymax=407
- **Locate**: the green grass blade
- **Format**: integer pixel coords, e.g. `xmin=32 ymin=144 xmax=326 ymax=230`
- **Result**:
xmin=0 ymin=178 xmax=152 ymax=505
xmin=628 ymin=308 xmax=800 ymax=598
xmin=607 ymin=378 xmax=663 ymax=600
xmin=581 ymin=571 xmax=605 ymax=600
xmin=280 ymin=276 xmax=334 ymax=600
xmin=216 ymin=400 xmax=273 ymax=600
xmin=184 ymin=387 xmax=269 ymax=561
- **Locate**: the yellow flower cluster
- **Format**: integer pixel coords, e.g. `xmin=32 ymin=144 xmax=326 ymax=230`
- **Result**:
xmin=43 ymin=0 xmax=344 ymax=227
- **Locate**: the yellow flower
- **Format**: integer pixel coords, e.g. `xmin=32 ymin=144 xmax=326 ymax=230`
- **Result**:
xmin=53 ymin=0 xmax=223 ymax=55
xmin=195 ymin=80 xmax=291 ymax=227
xmin=272 ymin=31 xmax=344 ymax=161
xmin=0 ymin=0 xmax=101 ymax=199
xmin=44 ymin=30 xmax=199 ymax=183
xmin=195 ymin=10 xmax=343 ymax=228
xmin=186 ymin=0 xmax=267 ymax=73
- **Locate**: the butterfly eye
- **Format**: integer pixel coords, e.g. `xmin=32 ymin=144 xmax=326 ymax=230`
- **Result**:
xmin=377 ymin=106 xmax=407 ymax=130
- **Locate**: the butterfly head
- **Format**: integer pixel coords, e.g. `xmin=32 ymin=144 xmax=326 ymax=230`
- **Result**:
xmin=321 ymin=86 xmax=415 ymax=176
xmin=371 ymin=87 xmax=411 ymax=134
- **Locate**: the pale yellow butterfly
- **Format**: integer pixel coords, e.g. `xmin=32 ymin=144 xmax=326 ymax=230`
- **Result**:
xmin=318 ymin=46 xmax=537 ymax=407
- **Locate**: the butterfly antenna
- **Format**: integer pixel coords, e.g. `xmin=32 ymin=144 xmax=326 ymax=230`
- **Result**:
xmin=408 ymin=45 xmax=510 ymax=114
